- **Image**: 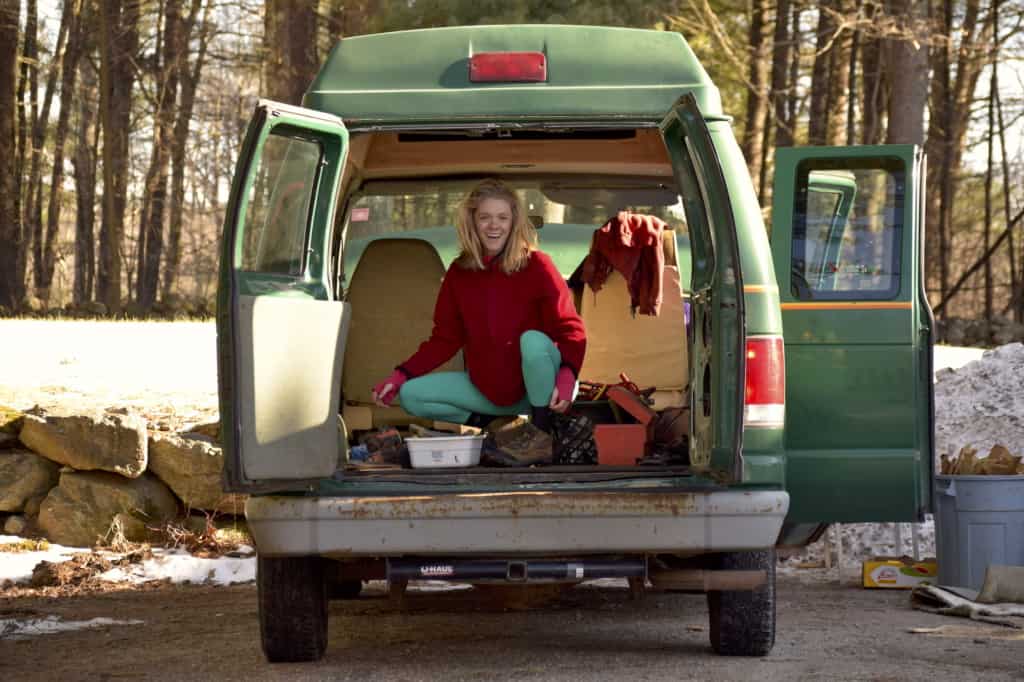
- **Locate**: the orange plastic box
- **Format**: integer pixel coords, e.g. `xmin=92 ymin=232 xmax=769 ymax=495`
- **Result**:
xmin=594 ymin=386 xmax=658 ymax=466
xmin=594 ymin=423 xmax=648 ymax=465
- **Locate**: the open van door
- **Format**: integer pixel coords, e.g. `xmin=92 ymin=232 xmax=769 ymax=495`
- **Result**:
xmin=771 ymin=145 xmax=933 ymax=522
xmin=660 ymin=94 xmax=745 ymax=479
xmin=217 ymin=100 xmax=351 ymax=492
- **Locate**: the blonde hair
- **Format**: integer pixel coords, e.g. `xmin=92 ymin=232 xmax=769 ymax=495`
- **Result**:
xmin=454 ymin=178 xmax=537 ymax=274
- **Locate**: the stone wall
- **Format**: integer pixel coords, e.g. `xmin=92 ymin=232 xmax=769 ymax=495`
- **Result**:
xmin=0 ymin=405 xmax=243 ymax=547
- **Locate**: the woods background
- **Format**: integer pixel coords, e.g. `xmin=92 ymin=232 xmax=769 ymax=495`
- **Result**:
xmin=0 ymin=0 xmax=1022 ymax=338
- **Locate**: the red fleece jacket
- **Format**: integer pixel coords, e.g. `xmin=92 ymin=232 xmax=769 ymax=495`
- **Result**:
xmin=398 ymin=251 xmax=587 ymax=407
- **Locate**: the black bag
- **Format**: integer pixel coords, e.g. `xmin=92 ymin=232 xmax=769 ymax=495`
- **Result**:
xmin=551 ymin=411 xmax=598 ymax=465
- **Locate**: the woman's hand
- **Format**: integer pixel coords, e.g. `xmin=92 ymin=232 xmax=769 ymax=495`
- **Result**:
xmin=549 ymin=387 xmax=570 ymax=413
xmin=371 ymin=370 xmax=407 ymax=407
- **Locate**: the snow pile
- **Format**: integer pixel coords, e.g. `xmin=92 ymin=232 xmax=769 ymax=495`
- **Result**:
xmin=934 ymin=342 xmax=1024 ymax=463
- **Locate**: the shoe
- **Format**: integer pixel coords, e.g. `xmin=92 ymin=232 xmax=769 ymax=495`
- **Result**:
xmin=481 ymin=421 xmax=552 ymax=466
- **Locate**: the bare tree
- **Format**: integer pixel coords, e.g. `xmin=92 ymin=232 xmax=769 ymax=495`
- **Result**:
xmin=0 ymin=0 xmax=20 ymax=311
xmin=97 ymin=0 xmax=141 ymax=311
xmin=884 ymin=0 xmax=928 ymax=145
xmin=72 ymin=55 xmax=99 ymax=306
xmin=741 ymin=0 xmax=771 ymax=192
xmin=263 ymin=0 xmax=319 ymax=105
xmin=162 ymin=0 xmax=213 ymax=302
xmin=38 ymin=0 xmax=86 ymax=304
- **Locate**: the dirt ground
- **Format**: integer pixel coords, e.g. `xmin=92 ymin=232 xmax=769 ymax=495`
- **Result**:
xmin=2 ymin=575 xmax=1023 ymax=681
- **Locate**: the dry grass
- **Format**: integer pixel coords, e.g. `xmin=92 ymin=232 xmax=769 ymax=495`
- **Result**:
xmin=0 ymin=538 xmax=51 ymax=553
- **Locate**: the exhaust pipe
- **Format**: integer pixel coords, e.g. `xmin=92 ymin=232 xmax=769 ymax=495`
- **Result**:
xmin=386 ymin=558 xmax=647 ymax=583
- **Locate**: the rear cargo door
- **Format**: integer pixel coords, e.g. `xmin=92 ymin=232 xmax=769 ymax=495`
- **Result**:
xmin=771 ymin=145 xmax=933 ymax=522
xmin=660 ymin=95 xmax=745 ymax=479
xmin=217 ymin=100 xmax=350 ymax=492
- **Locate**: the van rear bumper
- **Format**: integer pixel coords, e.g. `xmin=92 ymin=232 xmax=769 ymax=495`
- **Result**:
xmin=246 ymin=489 xmax=789 ymax=557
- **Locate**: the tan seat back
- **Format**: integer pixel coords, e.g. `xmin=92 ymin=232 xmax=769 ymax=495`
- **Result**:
xmin=578 ymin=265 xmax=688 ymax=398
xmin=342 ymin=238 xmax=461 ymax=405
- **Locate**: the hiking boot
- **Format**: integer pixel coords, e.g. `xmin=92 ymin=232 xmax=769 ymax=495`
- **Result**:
xmin=481 ymin=421 xmax=552 ymax=466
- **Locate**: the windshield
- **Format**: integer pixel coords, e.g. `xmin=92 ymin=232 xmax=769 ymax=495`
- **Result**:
xmin=342 ymin=177 xmax=688 ymax=279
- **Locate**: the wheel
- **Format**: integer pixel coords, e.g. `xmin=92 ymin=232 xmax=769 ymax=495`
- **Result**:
xmin=258 ymin=555 xmax=328 ymax=662
xmin=706 ymin=549 xmax=776 ymax=656
xmin=329 ymin=579 xmax=363 ymax=600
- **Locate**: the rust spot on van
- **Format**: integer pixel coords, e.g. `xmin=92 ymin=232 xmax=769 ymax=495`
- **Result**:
xmin=337 ymin=492 xmax=701 ymax=521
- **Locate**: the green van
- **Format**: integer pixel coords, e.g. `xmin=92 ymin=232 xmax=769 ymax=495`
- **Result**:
xmin=216 ymin=25 xmax=934 ymax=662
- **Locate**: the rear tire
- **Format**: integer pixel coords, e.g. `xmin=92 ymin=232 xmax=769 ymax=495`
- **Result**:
xmin=706 ymin=549 xmax=776 ymax=656
xmin=258 ymin=555 xmax=328 ymax=662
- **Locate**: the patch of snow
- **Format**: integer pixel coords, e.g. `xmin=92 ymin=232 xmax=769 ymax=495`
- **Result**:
xmin=98 ymin=548 xmax=255 ymax=586
xmin=933 ymin=344 xmax=986 ymax=373
xmin=0 ymin=537 xmax=255 ymax=587
xmin=0 ymin=616 xmax=144 ymax=640
xmin=0 ymin=536 xmax=78 ymax=583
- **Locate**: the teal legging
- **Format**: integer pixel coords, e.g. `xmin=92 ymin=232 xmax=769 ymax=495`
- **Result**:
xmin=399 ymin=330 xmax=561 ymax=424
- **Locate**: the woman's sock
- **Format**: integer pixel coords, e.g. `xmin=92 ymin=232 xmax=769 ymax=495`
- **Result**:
xmin=530 ymin=405 xmax=554 ymax=433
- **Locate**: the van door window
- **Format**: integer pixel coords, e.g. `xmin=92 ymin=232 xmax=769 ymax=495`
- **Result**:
xmin=241 ymin=132 xmax=323 ymax=275
xmin=791 ymin=161 xmax=904 ymax=299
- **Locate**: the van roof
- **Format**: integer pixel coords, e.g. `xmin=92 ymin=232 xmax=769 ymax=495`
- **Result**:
xmin=305 ymin=25 xmax=722 ymax=126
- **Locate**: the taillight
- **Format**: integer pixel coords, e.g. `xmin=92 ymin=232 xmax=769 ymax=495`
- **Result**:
xmin=469 ymin=52 xmax=547 ymax=83
xmin=744 ymin=335 xmax=785 ymax=428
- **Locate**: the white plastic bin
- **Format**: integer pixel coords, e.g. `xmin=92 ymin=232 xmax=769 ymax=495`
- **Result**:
xmin=934 ymin=474 xmax=1024 ymax=590
xmin=406 ymin=435 xmax=485 ymax=468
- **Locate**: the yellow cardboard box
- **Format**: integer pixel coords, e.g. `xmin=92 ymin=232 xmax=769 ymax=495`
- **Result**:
xmin=862 ymin=556 xmax=938 ymax=588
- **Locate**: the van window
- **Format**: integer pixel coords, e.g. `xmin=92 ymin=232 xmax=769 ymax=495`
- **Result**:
xmin=241 ymin=132 xmax=323 ymax=275
xmin=791 ymin=161 xmax=904 ymax=299
xmin=343 ymin=178 xmax=687 ymax=278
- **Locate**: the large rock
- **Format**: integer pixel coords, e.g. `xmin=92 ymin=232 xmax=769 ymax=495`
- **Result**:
xmin=0 ymin=405 xmax=23 ymax=433
xmin=38 ymin=470 xmax=179 ymax=547
xmin=20 ymin=410 xmax=148 ymax=478
xmin=149 ymin=433 xmax=245 ymax=513
xmin=0 ymin=450 xmax=60 ymax=511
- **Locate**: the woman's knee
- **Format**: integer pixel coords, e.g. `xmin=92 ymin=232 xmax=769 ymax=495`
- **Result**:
xmin=397 ymin=379 xmax=425 ymax=412
xmin=519 ymin=330 xmax=553 ymax=355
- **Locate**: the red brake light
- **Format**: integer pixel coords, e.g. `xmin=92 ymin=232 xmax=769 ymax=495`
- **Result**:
xmin=744 ymin=335 xmax=785 ymax=427
xmin=469 ymin=52 xmax=547 ymax=83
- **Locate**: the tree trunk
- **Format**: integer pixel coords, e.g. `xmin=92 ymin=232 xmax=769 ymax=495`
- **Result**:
xmin=162 ymin=0 xmax=211 ymax=302
xmin=786 ymin=3 xmax=803 ymax=135
xmin=137 ymin=0 xmax=184 ymax=309
xmin=97 ymin=0 xmax=140 ymax=312
xmin=826 ymin=0 xmax=855 ymax=145
xmin=0 ymin=0 xmax=21 ymax=311
xmin=28 ymin=3 xmax=72 ymax=299
xmin=14 ymin=0 xmax=37 ymax=305
xmin=808 ymin=0 xmax=836 ymax=145
xmin=263 ymin=0 xmax=319 ymax=105
xmin=741 ymin=0 xmax=771 ymax=193
xmin=884 ymin=0 xmax=928 ymax=145
xmin=39 ymin=0 xmax=85 ymax=304
xmin=770 ymin=0 xmax=793 ymax=149
xmin=859 ymin=1 xmax=884 ymax=144
xmin=73 ymin=57 xmax=99 ymax=306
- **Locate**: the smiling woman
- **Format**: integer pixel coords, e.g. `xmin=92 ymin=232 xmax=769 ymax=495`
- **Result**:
xmin=370 ymin=178 xmax=587 ymax=460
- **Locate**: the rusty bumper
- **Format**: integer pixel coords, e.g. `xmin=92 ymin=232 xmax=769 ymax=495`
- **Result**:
xmin=246 ymin=489 xmax=789 ymax=557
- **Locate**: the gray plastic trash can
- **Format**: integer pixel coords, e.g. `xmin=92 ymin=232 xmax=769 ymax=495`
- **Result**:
xmin=934 ymin=474 xmax=1024 ymax=590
